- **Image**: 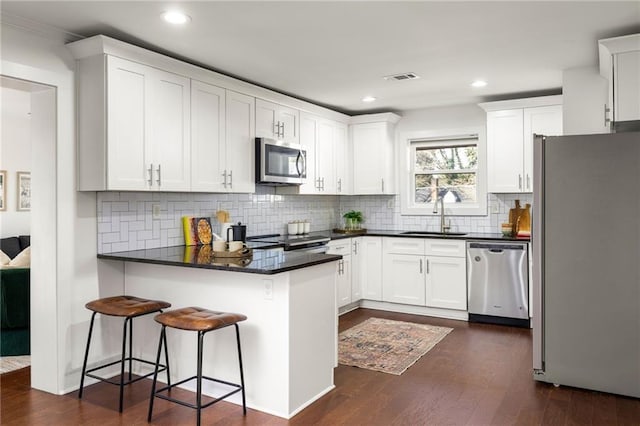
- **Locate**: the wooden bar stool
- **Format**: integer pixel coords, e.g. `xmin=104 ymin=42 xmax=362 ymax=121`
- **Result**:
xmin=148 ymin=307 xmax=247 ymax=426
xmin=78 ymin=295 xmax=171 ymax=412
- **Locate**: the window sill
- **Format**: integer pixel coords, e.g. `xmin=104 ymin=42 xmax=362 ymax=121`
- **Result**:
xmin=401 ymin=203 xmax=487 ymax=217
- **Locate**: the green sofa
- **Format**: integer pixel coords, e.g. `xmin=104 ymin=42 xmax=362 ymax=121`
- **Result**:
xmin=0 ymin=235 xmax=30 ymax=356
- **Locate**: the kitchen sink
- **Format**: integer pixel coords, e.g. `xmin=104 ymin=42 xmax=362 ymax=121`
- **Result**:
xmin=400 ymin=231 xmax=467 ymax=236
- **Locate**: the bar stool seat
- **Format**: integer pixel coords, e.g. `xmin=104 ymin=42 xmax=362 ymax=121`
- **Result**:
xmin=148 ymin=307 xmax=247 ymax=426
xmin=79 ymin=295 xmax=172 ymax=412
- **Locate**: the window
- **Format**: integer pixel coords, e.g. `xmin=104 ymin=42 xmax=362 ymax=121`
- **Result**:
xmin=413 ymin=140 xmax=478 ymax=204
xmin=401 ymin=129 xmax=487 ymax=216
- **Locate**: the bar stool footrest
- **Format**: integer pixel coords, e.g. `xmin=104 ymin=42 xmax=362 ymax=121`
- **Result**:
xmin=85 ymin=357 xmax=167 ymax=387
xmin=153 ymin=375 xmax=243 ymax=410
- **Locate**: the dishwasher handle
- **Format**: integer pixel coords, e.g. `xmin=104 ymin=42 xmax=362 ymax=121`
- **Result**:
xmin=468 ymin=242 xmax=526 ymax=251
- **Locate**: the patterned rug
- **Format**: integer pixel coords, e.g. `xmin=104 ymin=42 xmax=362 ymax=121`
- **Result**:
xmin=1 ymin=355 xmax=30 ymax=374
xmin=338 ymin=318 xmax=453 ymax=375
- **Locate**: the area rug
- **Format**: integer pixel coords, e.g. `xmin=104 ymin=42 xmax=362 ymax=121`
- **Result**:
xmin=338 ymin=318 xmax=453 ymax=375
xmin=0 ymin=355 xmax=30 ymax=374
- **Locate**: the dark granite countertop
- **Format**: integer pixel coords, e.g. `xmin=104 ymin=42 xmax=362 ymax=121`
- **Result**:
xmin=98 ymin=244 xmax=341 ymax=275
xmin=246 ymin=229 xmax=530 ymax=243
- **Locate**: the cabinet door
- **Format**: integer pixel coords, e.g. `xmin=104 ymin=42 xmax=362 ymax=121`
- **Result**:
xmin=317 ymin=118 xmax=336 ymax=193
xmin=297 ymin=113 xmax=320 ymax=194
xmin=352 ymin=122 xmax=384 ymax=194
xmin=255 ymin=98 xmax=278 ymax=139
xmin=523 ymin=105 xmax=562 ymax=192
xmin=382 ymin=254 xmax=425 ymax=306
xmin=615 ymin=51 xmax=640 ymax=122
xmin=425 ymin=256 xmax=467 ymax=310
xmin=106 ymin=56 xmax=148 ymax=190
xmin=360 ymin=237 xmax=383 ymax=300
xmin=278 ymin=104 xmax=300 ymax=144
xmin=351 ymin=237 xmax=362 ymax=301
xmin=334 ymin=122 xmax=351 ymax=194
xmin=148 ymin=69 xmax=191 ymax=191
xmin=337 ymin=257 xmax=352 ymax=308
xmin=226 ymin=90 xmax=255 ymax=193
xmin=486 ymin=109 xmax=524 ymax=193
xmin=191 ymin=80 xmax=226 ymax=192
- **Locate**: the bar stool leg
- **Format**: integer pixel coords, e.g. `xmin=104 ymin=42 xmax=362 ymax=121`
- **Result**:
xmin=148 ymin=325 xmax=166 ymax=423
xmin=235 ymin=324 xmax=247 ymax=415
xmin=118 ymin=317 xmax=130 ymax=413
xmin=196 ymin=331 xmax=204 ymax=426
xmin=128 ymin=316 xmax=133 ymax=381
xmin=163 ymin=326 xmax=171 ymax=387
xmin=78 ymin=312 xmax=97 ymax=399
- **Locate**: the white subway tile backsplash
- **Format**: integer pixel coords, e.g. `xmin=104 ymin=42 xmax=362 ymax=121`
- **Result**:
xmin=96 ymin=189 xmax=532 ymax=254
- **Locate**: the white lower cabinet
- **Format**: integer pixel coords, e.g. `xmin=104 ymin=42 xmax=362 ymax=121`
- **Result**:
xmin=425 ymin=256 xmax=467 ymax=310
xmin=359 ymin=237 xmax=383 ymax=301
xmin=380 ymin=237 xmax=467 ymax=311
xmin=328 ymin=239 xmax=353 ymax=308
xmin=383 ymin=254 xmax=425 ymax=306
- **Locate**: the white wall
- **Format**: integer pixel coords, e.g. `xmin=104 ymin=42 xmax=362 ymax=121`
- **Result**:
xmin=396 ymin=103 xmax=486 ymax=134
xmin=1 ymin=21 xmax=121 ymax=395
xmin=1 ymin=86 xmax=32 ymax=236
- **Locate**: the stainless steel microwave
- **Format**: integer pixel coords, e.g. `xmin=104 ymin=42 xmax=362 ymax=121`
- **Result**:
xmin=255 ymin=138 xmax=307 ymax=185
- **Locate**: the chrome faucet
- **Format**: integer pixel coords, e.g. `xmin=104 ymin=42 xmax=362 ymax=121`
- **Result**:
xmin=432 ymin=181 xmax=451 ymax=234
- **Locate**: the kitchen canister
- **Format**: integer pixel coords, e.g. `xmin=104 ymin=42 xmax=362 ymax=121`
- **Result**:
xmin=288 ymin=222 xmax=300 ymax=235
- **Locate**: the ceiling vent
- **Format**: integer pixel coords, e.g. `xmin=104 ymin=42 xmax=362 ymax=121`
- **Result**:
xmin=384 ymin=72 xmax=420 ymax=81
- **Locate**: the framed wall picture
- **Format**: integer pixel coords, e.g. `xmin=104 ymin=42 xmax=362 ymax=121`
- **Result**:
xmin=17 ymin=171 xmax=31 ymax=211
xmin=0 ymin=170 xmax=6 ymax=211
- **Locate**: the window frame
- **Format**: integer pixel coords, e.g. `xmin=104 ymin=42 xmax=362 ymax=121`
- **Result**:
xmin=400 ymin=127 xmax=487 ymax=216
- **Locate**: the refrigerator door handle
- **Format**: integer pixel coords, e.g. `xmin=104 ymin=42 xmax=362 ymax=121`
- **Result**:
xmin=532 ymin=134 xmax=544 ymax=372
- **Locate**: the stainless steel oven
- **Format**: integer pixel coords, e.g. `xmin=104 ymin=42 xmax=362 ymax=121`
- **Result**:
xmin=255 ymin=138 xmax=306 ymax=185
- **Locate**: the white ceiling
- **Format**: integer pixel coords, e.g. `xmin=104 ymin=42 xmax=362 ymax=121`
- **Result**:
xmin=2 ymin=1 xmax=639 ymax=114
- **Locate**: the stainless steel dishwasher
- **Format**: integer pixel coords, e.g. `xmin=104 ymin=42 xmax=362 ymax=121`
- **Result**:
xmin=467 ymin=241 xmax=529 ymax=327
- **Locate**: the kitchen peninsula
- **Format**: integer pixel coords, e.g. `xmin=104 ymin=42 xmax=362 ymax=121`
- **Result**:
xmin=98 ymin=246 xmax=341 ymax=419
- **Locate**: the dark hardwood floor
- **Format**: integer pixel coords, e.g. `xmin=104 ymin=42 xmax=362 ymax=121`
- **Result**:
xmin=2 ymin=308 xmax=639 ymax=425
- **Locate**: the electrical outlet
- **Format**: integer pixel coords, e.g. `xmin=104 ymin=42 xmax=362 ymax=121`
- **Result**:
xmin=263 ymin=279 xmax=273 ymax=300
xmin=491 ymin=204 xmax=499 ymax=214
xmin=152 ymin=204 xmax=161 ymax=219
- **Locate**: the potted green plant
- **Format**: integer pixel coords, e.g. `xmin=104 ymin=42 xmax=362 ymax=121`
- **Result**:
xmin=343 ymin=210 xmax=363 ymax=230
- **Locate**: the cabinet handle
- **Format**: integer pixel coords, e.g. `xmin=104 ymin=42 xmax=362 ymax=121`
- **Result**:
xmin=316 ymin=178 xmax=321 ymax=190
xmin=420 ymin=258 xmax=423 ymax=274
xmin=280 ymin=122 xmax=285 ymax=138
xmin=222 ymin=170 xmax=227 ymax=188
xmin=518 ymin=174 xmax=523 ymax=190
xmin=321 ymin=177 xmax=325 ymax=191
xmin=381 ymin=179 xmax=385 ymax=193
xmin=353 ymin=240 xmax=358 ymax=255
xmin=426 ymin=259 xmax=430 ymax=274
xmin=228 ymin=170 xmax=233 ymax=188
xmin=526 ymin=174 xmax=531 ymax=190
xmin=274 ymin=121 xmax=280 ymax=137
xmin=604 ymin=104 xmax=611 ymax=128
xmin=148 ymin=163 xmax=154 ymax=187
xmin=156 ymin=164 xmax=161 ymax=187
xmin=337 ymin=178 xmax=342 ymax=193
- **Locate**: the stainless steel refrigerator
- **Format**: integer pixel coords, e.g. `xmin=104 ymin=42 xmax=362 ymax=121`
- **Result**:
xmin=532 ymin=131 xmax=640 ymax=398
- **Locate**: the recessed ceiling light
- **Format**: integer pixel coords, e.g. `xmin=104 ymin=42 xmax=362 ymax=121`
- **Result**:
xmin=362 ymin=96 xmax=377 ymax=103
xmin=162 ymin=11 xmax=191 ymax=25
xmin=471 ymin=80 xmax=488 ymax=88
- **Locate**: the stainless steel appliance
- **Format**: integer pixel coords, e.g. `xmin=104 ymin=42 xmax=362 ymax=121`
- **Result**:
xmin=247 ymin=233 xmax=329 ymax=253
xmin=255 ymin=138 xmax=306 ymax=185
xmin=467 ymin=241 xmax=529 ymax=327
xmin=532 ymin=132 xmax=640 ymax=398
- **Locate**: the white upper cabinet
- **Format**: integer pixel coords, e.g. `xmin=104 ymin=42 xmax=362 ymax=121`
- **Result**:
xmin=191 ymin=80 xmax=226 ymax=192
xmin=256 ymin=98 xmax=300 ymax=144
xmin=599 ymin=34 xmax=640 ymax=125
xmin=290 ymin=112 xmax=345 ymax=195
xmin=78 ymin=55 xmax=190 ymax=191
xmin=481 ymin=96 xmax=562 ymax=193
xmin=350 ymin=113 xmax=400 ymax=195
xmin=225 ymin=91 xmax=256 ymax=193
xmin=334 ymin=122 xmax=352 ymax=195
xmin=191 ymin=83 xmax=255 ymax=193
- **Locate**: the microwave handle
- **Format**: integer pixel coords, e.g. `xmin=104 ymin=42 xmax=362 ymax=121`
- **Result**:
xmin=296 ymin=151 xmax=306 ymax=177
